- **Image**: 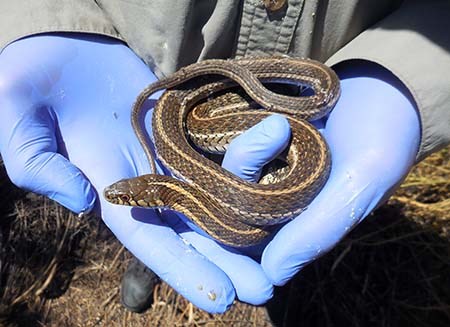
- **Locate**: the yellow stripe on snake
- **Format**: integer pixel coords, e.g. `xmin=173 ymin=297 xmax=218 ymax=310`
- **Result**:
xmin=103 ymin=56 xmax=340 ymax=247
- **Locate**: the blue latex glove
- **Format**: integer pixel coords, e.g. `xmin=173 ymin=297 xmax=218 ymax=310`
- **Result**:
xmin=0 ymin=34 xmax=278 ymax=312
xmin=259 ymin=61 xmax=421 ymax=284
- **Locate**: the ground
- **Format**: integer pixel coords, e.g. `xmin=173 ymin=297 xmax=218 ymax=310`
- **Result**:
xmin=0 ymin=147 xmax=448 ymax=327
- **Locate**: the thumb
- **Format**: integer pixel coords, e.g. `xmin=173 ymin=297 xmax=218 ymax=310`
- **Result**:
xmin=222 ymin=115 xmax=291 ymax=182
xmin=0 ymin=104 xmax=96 ymax=214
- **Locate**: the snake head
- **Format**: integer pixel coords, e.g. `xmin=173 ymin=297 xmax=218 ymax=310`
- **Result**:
xmin=103 ymin=179 xmax=137 ymax=206
xmin=103 ymin=175 xmax=171 ymax=208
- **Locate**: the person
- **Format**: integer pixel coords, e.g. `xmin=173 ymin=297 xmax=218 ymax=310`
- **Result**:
xmin=0 ymin=0 xmax=449 ymax=314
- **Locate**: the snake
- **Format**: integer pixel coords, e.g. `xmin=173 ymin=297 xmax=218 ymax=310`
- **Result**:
xmin=103 ymin=56 xmax=340 ymax=247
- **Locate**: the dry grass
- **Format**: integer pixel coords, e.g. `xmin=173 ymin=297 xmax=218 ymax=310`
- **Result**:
xmin=0 ymin=147 xmax=448 ymax=327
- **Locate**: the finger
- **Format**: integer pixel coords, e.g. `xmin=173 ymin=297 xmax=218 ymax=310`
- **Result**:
xmin=101 ymin=204 xmax=236 ymax=313
xmin=0 ymin=103 xmax=96 ymax=213
xmin=179 ymin=114 xmax=290 ymax=241
xmin=261 ymin=164 xmax=383 ymax=286
xmin=222 ymin=115 xmax=291 ymax=182
xmin=165 ymin=211 xmax=273 ymax=305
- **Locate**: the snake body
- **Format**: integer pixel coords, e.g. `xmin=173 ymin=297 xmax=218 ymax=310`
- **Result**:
xmin=103 ymin=56 xmax=340 ymax=247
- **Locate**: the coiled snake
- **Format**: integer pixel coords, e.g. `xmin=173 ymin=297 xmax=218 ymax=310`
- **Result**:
xmin=103 ymin=56 xmax=340 ymax=247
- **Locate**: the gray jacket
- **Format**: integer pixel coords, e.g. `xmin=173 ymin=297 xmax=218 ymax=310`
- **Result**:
xmin=1 ymin=0 xmax=449 ymax=161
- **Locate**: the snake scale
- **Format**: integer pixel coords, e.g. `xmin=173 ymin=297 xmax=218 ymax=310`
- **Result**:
xmin=103 ymin=56 xmax=340 ymax=247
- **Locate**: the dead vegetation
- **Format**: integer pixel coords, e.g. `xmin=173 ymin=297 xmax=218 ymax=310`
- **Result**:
xmin=0 ymin=147 xmax=448 ymax=327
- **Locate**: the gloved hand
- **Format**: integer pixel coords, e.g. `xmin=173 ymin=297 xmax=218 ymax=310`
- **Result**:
xmin=0 ymin=34 xmax=421 ymax=313
xmin=0 ymin=33 xmax=277 ymax=312
xmin=259 ymin=61 xmax=421 ymax=285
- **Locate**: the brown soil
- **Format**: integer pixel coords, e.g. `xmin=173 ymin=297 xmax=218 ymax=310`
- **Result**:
xmin=0 ymin=147 xmax=448 ymax=327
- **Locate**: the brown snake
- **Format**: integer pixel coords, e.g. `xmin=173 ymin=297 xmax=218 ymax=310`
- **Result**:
xmin=103 ymin=56 xmax=340 ymax=247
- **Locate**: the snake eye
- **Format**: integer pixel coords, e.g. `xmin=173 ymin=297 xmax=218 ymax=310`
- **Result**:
xmin=120 ymin=194 xmax=131 ymax=203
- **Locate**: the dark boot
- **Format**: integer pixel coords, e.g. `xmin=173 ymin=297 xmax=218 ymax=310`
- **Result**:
xmin=120 ymin=258 xmax=160 ymax=313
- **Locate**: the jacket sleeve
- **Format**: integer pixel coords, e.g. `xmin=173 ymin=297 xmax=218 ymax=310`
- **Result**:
xmin=0 ymin=1 xmax=122 ymax=51
xmin=326 ymin=0 xmax=450 ymax=162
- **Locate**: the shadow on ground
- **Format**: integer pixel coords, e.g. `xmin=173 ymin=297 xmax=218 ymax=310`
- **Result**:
xmin=266 ymin=203 xmax=450 ymax=326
